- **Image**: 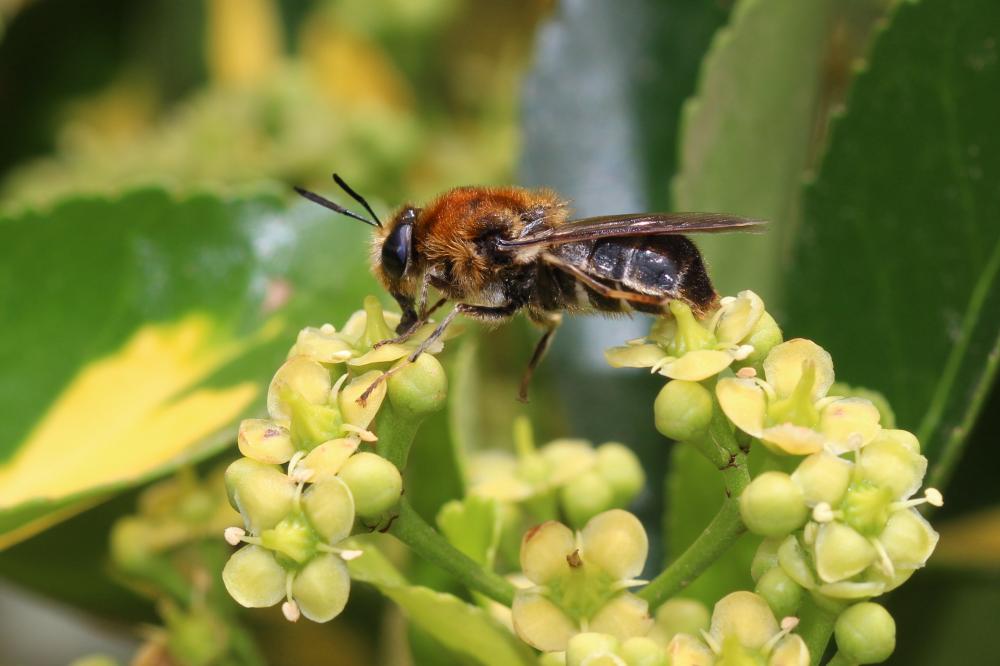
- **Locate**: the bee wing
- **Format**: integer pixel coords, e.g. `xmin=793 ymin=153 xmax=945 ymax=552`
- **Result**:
xmin=498 ymin=212 xmax=765 ymax=249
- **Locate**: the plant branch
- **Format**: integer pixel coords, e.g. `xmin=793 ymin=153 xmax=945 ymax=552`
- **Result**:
xmin=798 ymin=597 xmax=838 ymax=666
xmin=640 ymin=404 xmax=751 ymax=610
xmin=389 ymin=498 xmax=516 ymax=606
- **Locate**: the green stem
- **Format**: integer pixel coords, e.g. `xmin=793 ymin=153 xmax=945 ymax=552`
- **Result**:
xmin=374 ymin=399 xmax=422 ymax=469
xmin=390 ymin=498 xmax=516 ymax=606
xmin=797 ymin=598 xmax=838 ymax=666
xmin=640 ymin=403 xmax=751 ymax=610
xmin=825 ymin=653 xmax=855 ymax=666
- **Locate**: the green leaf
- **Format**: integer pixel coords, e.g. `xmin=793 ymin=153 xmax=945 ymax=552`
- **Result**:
xmin=784 ymin=0 xmax=1000 ymax=487
xmin=347 ymin=536 xmax=534 ymax=666
xmin=673 ymin=0 xmax=886 ymax=306
xmin=0 ymin=187 xmax=377 ymax=547
xmin=436 ymin=495 xmax=501 ymax=568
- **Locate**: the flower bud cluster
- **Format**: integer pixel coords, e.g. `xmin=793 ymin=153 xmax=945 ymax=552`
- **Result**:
xmin=468 ymin=420 xmax=645 ymax=531
xmin=222 ymin=297 xmax=451 ymax=622
xmin=511 ymin=510 xmax=652 ymax=652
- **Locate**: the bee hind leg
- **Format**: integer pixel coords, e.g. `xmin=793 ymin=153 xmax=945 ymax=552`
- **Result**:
xmin=518 ymin=313 xmax=562 ymax=403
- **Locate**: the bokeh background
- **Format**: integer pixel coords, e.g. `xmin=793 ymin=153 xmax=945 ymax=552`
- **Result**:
xmin=1 ymin=0 xmax=998 ymax=664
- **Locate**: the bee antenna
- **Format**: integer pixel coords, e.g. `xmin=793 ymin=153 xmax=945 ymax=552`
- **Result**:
xmin=332 ymin=173 xmax=382 ymax=228
xmin=293 ymin=186 xmax=379 ymax=228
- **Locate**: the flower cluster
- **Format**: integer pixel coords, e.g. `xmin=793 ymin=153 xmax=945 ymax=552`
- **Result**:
xmin=511 ymin=510 xmax=652 ymax=652
xmin=222 ymin=298 xmax=449 ymax=622
xmin=468 ymin=422 xmax=645 ymax=529
xmin=541 ymin=592 xmax=808 ymax=666
xmin=605 ymin=290 xmax=781 ymax=382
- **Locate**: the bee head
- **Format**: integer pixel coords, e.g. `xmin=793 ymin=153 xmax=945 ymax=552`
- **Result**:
xmin=378 ymin=206 xmax=418 ymax=285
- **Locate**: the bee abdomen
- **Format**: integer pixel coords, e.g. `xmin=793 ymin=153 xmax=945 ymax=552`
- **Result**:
xmin=553 ymin=236 xmax=716 ymax=315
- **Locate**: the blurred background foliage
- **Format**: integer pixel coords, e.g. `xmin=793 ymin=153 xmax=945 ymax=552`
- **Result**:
xmin=0 ymin=0 xmax=998 ymax=664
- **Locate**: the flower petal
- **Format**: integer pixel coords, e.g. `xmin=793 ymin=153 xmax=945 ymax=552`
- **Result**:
xmin=814 ymin=522 xmax=877 ymax=583
xmin=761 ymin=424 xmax=826 ymax=456
xmin=777 ymin=535 xmax=816 ymax=590
xmin=588 ymin=594 xmax=653 ymax=641
xmin=580 ymin=510 xmax=648 ymax=581
xmin=769 ymin=634 xmax=810 ymax=666
xmin=660 ymin=350 xmax=734 ymax=381
xmin=856 ymin=438 xmax=928 ymax=500
xmin=267 ymin=356 xmax=333 ymax=420
xmin=763 ymin=339 xmax=834 ymax=401
xmin=714 ymin=290 xmax=764 ymax=345
xmin=238 ymin=419 xmax=295 ymax=464
xmin=338 ymin=371 xmax=386 ymax=428
xmin=511 ymin=591 xmax=578 ymax=652
xmin=708 ymin=591 xmax=779 ymax=651
xmin=302 ymin=476 xmax=355 ymax=544
xmin=819 ymin=398 xmax=881 ymax=453
xmin=541 ymin=439 xmax=598 ymax=487
xmin=791 ymin=451 xmax=853 ymax=506
xmin=604 ymin=343 xmax=667 ymax=368
xmin=666 ymin=634 xmax=715 ymax=666
xmin=222 ymin=545 xmax=286 ymax=608
xmin=290 ymin=327 xmax=357 ymax=364
xmin=348 ymin=343 xmax=410 ymax=366
xmin=292 ymin=553 xmax=350 ymax=622
xmin=521 ymin=520 xmax=576 ymax=584
xmin=816 ymin=580 xmax=885 ymax=600
xmin=299 ymin=438 xmax=361 ymax=482
xmin=879 ymin=509 xmax=938 ymax=570
xmin=716 ymin=378 xmax=766 ymax=437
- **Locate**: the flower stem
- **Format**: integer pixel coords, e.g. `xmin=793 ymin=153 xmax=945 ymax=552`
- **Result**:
xmin=640 ymin=404 xmax=751 ymax=610
xmin=374 ymin=399 xmax=422 ymax=469
xmin=825 ymin=653 xmax=855 ymax=666
xmin=390 ymin=498 xmax=516 ymax=606
xmin=797 ymin=597 xmax=838 ymax=666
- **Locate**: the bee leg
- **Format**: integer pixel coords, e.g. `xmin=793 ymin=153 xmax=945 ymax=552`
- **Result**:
xmin=518 ymin=314 xmax=561 ymax=403
xmin=373 ymin=297 xmax=448 ymax=349
xmin=406 ymin=301 xmax=519 ymax=362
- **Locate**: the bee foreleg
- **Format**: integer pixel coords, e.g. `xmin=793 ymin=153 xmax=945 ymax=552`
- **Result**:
xmin=374 ymin=297 xmax=448 ymax=349
xmin=406 ymin=301 xmax=519 ymax=362
xmin=518 ymin=313 xmax=562 ymax=403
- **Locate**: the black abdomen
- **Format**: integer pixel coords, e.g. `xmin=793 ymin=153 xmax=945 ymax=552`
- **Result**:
xmin=543 ymin=236 xmax=716 ymax=314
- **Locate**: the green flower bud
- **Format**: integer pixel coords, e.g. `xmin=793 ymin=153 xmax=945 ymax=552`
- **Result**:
xmin=755 ymin=566 xmax=803 ymax=618
xmin=222 ymin=545 xmax=286 ymax=608
xmin=337 ymin=452 xmax=403 ymax=518
xmin=291 ymin=553 xmax=351 ymax=622
xmin=387 ymin=353 xmax=448 ymax=417
xmin=650 ymin=598 xmax=710 ymax=645
xmin=560 ymin=470 xmax=616 ymax=528
xmin=224 ymin=458 xmax=296 ymax=533
xmin=834 ymin=602 xmax=895 ymax=664
xmin=653 ymin=380 xmax=713 ymax=442
xmin=621 ymin=637 xmax=667 ymax=666
xmin=109 ymin=517 xmax=156 ymax=570
xmin=595 ymin=443 xmax=645 ymax=506
xmin=751 ymin=538 xmax=782 ymax=581
xmin=567 ymin=633 xmax=621 ymax=666
xmin=740 ymin=472 xmax=808 ymax=537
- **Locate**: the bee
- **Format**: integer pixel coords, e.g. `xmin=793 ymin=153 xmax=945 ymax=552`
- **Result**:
xmin=296 ymin=175 xmax=762 ymax=401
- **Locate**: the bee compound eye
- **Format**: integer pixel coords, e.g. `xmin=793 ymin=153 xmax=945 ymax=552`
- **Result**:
xmin=381 ymin=222 xmax=412 ymax=280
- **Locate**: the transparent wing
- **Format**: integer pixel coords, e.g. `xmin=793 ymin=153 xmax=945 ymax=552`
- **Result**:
xmin=498 ymin=212 xmax=765 ymax=250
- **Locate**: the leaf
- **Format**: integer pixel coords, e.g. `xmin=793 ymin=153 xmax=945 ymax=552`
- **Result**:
xmin=784 ymin=0 xmax=1000 ymax=486
xmin=346 ymin=536 xmax=534 ymax=666
xmin=0 ymin=187 xmax=377 ymax=547
xmin=673 ymin=0 xmax=887 ymax=307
